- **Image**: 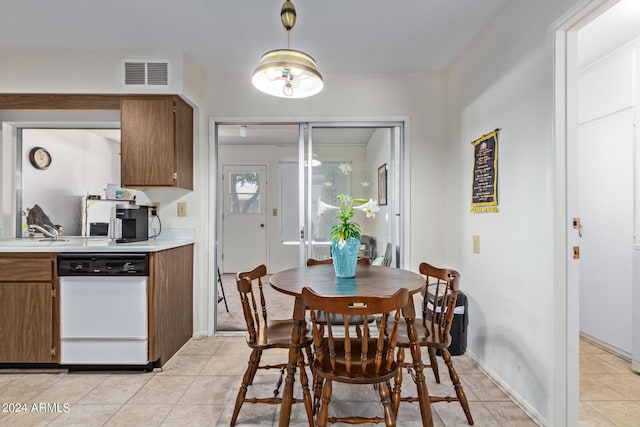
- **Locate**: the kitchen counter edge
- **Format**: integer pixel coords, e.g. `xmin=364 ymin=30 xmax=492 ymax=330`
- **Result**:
xmin=0 ymin=237 xmax=195 ymax=253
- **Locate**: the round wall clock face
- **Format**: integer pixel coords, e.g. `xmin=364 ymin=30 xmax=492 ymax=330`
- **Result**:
xmin=29 ymin=147 xmax=52 ymax=170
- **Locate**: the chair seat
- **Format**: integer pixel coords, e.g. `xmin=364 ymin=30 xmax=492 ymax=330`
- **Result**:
xmin=386 ymin=319 xmax=452 ymax=349
xmin=247 ymin=318 xmax=313 ymax=349
xmin=313 ymin=338 xmax=398 ymax=384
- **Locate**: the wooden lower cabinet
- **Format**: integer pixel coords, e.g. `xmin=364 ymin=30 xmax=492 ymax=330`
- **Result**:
xmin=0 ymin=246 xmax=194 ymax=367
xmin=148 ymin=244 xmax=194 ymax=366
xmin=0 ymin=255 xmax=56 ymax=363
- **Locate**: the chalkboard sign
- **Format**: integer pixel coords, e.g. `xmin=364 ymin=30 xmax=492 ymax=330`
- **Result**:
xmin=470 ymin=129 xmax=499 ymax=213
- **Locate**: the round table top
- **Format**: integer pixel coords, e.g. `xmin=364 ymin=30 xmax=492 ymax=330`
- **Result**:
xmin=269 ymin=264 xmax=425 ymax=297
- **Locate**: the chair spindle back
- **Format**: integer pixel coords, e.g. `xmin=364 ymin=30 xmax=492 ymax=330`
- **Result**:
xmin=304 ymin=287 xmax=408 ymax=377
xmin=236 ymin=264 xmax=269 ymax=342
xmin=419 ymin=262 xmax=460 ymax=342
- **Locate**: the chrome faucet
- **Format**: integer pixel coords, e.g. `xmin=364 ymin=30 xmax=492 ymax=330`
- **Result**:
xmin=28 ymin=224 xmax=59 ymax=240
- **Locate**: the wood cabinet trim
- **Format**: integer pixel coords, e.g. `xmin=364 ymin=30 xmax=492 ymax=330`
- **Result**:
xmin=148 ymin=244 xmax=194 ymax=366
xmin=0 ymin=94 xmax=191 ymax=110
xmin=0 ymin=258 xmax=53 ymax=281
xmin=0 ymin=94 xmax=122 ymax=110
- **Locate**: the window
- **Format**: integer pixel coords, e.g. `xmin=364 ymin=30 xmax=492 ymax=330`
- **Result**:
xmin=229 ymin=171 xmax=261 ymax=214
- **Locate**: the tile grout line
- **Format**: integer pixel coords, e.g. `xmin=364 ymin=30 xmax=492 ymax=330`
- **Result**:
xmin=99 ymin=371 xmax=155 ymax=426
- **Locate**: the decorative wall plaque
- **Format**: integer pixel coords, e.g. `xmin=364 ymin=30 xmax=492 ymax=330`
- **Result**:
xmin=470 ymin=129 xmax=499 ymax=213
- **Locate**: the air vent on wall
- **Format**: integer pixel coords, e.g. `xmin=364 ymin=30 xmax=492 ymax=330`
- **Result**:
xmin=122 ymin=60 xmax=169 ymax=87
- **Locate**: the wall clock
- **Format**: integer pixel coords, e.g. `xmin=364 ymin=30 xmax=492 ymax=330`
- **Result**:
xmin=29 ymin=147 xmax=52 ymax=170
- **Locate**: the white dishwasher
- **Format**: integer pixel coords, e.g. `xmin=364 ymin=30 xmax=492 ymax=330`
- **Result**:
xmin=58 ymin=253 xmax=148 ymax=365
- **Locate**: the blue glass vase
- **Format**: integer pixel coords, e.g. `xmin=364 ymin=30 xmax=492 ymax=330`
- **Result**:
xmin=332 ymin=237 xmax=361 ymax=278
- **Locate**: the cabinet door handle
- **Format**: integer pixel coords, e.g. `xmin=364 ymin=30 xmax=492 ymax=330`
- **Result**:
xmin=260 ymin=224 xmax=265 ymax=228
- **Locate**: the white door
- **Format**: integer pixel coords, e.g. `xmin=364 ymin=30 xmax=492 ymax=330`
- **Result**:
xmin=222 ymin=165 xmax=267 ymax=273
xmin=578 ymin=110 xmax=634 ymax=353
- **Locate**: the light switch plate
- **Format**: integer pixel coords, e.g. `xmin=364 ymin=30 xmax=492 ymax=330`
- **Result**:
xmin=177 ymin=202 xmax=187 ymax=217
xmin=473 ymin=235 xmax=480 ymax=254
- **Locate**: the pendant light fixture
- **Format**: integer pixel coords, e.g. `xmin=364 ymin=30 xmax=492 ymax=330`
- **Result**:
xmin=252 ymin=0 xmax=324 ymax=98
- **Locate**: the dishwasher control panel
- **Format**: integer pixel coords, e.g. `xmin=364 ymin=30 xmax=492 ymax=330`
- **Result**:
xmin=58 ymin=253 xmax=148 ymax=276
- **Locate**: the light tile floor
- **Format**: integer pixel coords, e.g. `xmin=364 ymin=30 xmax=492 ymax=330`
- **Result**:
xmin=579 ymin=336 xmax=640 ymax=426
xmin=2 ymin=335 xmax=632 ymax=426
xmin=0 ymin=335 xmax=538 ymax=426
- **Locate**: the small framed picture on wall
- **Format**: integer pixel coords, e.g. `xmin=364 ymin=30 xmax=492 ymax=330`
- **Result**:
xmin=378 ymin=164 xmax=387 ymax=206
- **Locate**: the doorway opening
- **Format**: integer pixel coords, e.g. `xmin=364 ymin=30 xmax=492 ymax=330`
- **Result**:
xmin=556 ymin=0 xmax=640 ymax=424
xmin=213 ymin=121 xmax=405 ymax=332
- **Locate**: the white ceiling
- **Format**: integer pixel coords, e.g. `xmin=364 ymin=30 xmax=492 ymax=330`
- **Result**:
xmin=0 ymin=0 xmax=511 ymax=74
xmin=1 ymin=1 xmax=514 ymax=146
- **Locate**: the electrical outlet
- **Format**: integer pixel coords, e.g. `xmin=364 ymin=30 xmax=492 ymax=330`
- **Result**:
xmin=473 ymin=235 xmax=480 ymax=254
xmin=149 ymin=202 xmax=160 ymax=216
xmin=177 ymin=202 xmax=187 ymax=217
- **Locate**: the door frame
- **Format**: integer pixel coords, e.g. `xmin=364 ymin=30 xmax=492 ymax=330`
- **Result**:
xmin=553 ymin=0 xmax=619 ymax=425
xmin=209 ymin=117 xmax=410 ymax=334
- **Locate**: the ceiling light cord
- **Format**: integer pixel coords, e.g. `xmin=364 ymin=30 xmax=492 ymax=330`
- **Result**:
xmin=283 ymin=24 xmax=294 ymax=97
xmin=283 ymin=1 xmax=295 ymax=97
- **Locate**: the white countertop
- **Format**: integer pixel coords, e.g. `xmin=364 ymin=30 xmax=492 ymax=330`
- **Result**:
xmin=0 ymin=236 xmax=194 ymax=253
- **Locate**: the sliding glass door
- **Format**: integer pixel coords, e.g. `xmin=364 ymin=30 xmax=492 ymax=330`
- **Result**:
xmin=215 ymin=121 xmax=403 ymax=332
xmin=300 ymin=122 xmax=403 ymax=268
xmin=217 ymin=121 xmax=403 ymax=271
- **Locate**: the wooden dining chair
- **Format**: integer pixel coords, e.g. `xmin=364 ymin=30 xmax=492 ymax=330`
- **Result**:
xmin=306 ymin=258 xmax=374 ymax=333
xmin=303 ymin=287 xmax=409 ymax=427
xmin=389 ymin=262 xmax=474 ymax=425
xmin=232 ymin=264 xmax=314 ymax=426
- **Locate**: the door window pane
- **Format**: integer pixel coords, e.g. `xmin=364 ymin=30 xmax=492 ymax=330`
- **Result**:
xmin=229 ymin=172 xmax=261 ymax=214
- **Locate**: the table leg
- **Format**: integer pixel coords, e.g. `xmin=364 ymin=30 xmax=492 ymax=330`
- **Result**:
xmin=403 ymin=303 xmax=434 ymax=426
xmin=279 ymin=295 xmax=308 ymax=427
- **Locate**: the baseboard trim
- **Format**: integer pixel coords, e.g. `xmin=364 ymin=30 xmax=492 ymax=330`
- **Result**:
xmin=579 ymin=332 xmax=631 ymax=361
xmin=465 ymin=350 xmax=546 ymax=426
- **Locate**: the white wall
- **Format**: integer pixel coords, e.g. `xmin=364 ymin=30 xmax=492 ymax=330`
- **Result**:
xmin=445 ymin=0 xmax=580 ymax=422
xmin=365 ymin=128 xmax=391 ymax=258
xmin=21 ymin=129 xmax=120 ymax=236
xmin=0 ymin=49 xmax=185 ymax=94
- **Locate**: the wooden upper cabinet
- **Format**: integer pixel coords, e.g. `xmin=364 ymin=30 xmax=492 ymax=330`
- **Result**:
xmin=120 ymin=96 xmax=193 ymax=190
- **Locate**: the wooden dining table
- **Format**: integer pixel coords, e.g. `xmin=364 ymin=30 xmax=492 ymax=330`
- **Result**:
xmin=269 ymin=264 xmax=434 ymax=427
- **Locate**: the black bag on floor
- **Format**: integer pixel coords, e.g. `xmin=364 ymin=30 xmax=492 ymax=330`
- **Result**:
xmin=427 ymin=291 xmax=468 ymax=356
xmin=446 ymin=291 xmax=468 ymax=356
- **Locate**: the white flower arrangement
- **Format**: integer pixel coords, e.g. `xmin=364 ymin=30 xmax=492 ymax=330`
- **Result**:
xmin=318 ymin=195 xmax=380 ymax=242
xmin=338 ymin=163 xmax=352 ymax=175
